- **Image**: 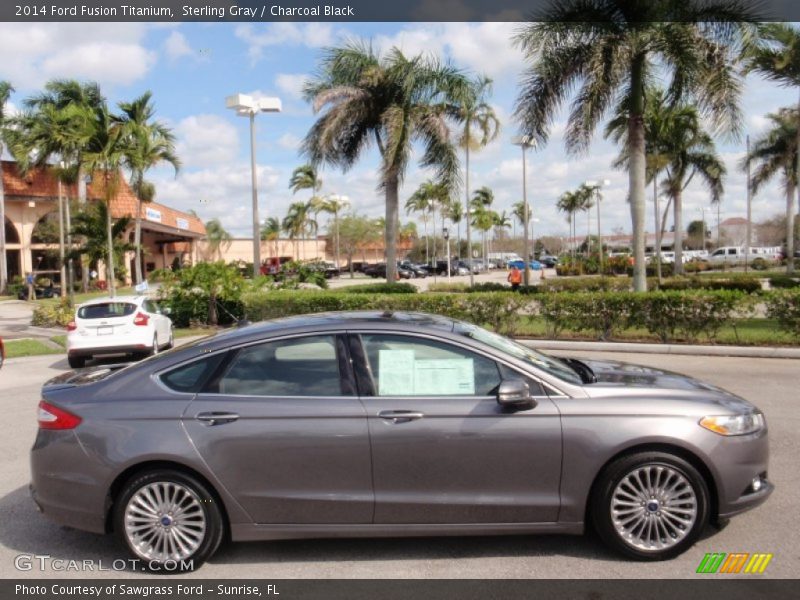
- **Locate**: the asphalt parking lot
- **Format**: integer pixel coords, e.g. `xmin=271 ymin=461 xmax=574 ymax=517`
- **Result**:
xmin=0 ymin=350 xmax=795 ymax=579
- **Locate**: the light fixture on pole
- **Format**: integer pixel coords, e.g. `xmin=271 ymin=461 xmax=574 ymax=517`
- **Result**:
xmin=511 ymin=135 xmax=535 ymax=286
xmin=585 ymin=179 xmax=610 ymax=275
xmin=443 ymin=227 xmax=451 ymax=280
xmin=225 ymin=93 xmax=281 ymax=278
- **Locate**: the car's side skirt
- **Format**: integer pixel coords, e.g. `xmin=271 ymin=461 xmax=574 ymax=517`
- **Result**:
xmin=230 ymin=521 xmax=584 ymax=542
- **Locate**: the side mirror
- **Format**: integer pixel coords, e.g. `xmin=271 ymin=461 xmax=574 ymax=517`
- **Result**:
xmin=497 ymin=378 xmax=536 ymax=410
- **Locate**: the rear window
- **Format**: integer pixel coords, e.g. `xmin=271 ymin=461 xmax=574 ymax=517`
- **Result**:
xmin=78 ymin=302 xmax=137 ymax=319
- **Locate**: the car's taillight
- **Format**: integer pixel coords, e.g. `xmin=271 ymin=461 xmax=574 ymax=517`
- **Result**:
xmin=133 ymin=312 xmax=149 ymax=326
xmin=66 ymin=321 xmax=77 ymax=331
xmin=37 ymin=400 xmax=82 ymax=430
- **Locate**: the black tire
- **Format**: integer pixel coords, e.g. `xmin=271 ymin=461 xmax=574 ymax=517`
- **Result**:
xmin=68 ymin=355 xmax=86 ymax=369
xmin=590 ymin=451 xmax=709 ymax=561
xmin=150 ymin=334 xmax=159 ymax=356
xmin=164 ymin=328 xmax=175 ymax=350
xmin=113 ymin=469 xmax=225 ymax=572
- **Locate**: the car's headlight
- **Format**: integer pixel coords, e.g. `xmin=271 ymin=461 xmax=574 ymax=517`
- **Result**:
xmin=699 ymin=413 xmax=765 ymax=436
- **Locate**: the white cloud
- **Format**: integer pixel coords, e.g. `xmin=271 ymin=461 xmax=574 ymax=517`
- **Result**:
xmin=163 ymin=31 xmax=193 ymax=62
xmin=175 ymin=115 xmax=239 ymax=168
xmin=235 ymin=23 xmax=339 ymax=64
xmin=0 ymin=23 xmax=154 ymax=90
xmin=275 ymin=73 xmax=308 ymax=101
xmin=277 ymin=133 xmax=302 ymax=151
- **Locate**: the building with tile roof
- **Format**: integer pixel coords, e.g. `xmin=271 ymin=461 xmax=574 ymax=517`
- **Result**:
xmin=1 ymin=160 xmax=205 ymax=286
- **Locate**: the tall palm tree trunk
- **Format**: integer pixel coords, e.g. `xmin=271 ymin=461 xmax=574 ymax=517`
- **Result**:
xmin=105 ymin=190 xmax=116 ymax=296
xmin=423 ymin=216 xmax=429 ymax=264
xmin=134 ymin=197 xmax=143 ymax=284
xmin=787 ymin=182 xmax=796 ymax=274
xmin=628 ymin=59 xmax=648 ymax=292
xmin=78 ymin=165 xmax=90 ymax=292
xmin=465 ymin=145 xmax=474 ymax=285
xmin=654 ymin=176 xmax=662 ymax=283
xmin=673 ymin=187 xmax=684 ymax=275
xmin=385 ymin=174 xmax=399 ymax=283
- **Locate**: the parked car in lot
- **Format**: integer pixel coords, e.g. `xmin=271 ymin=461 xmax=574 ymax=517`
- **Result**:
xmin=507 ymin=259 xmax=543 ymax=271
xmin=538 ymin=255 xmax=559 ymax=268
xmin=304 ymin=261 xmax=340 ymax=279
xmin=364 ymin=263 xmax=414 ymax=279
xmin=66 ymin=296 xmax=174 ymax=369
xmin=0 ymin=336 xmax=5 ymax=369
xmin=32 ymin=311 xmax=772 ymax=570
xmin=398 ymin=261 xmax=428 ymax=278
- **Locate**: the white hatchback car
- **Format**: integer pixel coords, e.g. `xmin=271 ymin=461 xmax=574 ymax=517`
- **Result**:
xmin=66 ymin=296 xmax=173 ymax=369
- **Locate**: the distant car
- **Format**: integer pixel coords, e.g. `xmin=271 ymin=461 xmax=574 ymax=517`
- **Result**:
xmin=364 ymin=264 xmax=414 ymax=279
xmin=305 ymin=261 xmax=341 ymax=279
xmin=507 ymin=259 xmax=543 ymax=271
xmin=0 ymin=336 xmax=5 ymax=369
xmin=399 ymin=261 xmax=428 ymax=278
xmin=538 ymin=255 xmax=559 ymax=268
xmin=66 ymin=296 xmax=174 ymax=369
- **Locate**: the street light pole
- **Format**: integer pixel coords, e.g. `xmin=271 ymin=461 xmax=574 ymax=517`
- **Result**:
xmin=444 ymin=227 xmax=451 ymax=280
xmin=226 ymin=93 xmax=281 ymax=279
xmin=746 ymin=134 xmax=752 ymax=274
xmin=512 ymin=135 xmax=535 ymax=286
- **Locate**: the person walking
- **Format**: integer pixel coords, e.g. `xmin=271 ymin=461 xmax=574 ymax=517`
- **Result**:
xmin=507 ymin=265 xmax=522 ymax=291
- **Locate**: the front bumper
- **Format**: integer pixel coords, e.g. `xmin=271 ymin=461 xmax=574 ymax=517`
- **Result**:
xmin=718 ymin=478 xmax=774 ymax=519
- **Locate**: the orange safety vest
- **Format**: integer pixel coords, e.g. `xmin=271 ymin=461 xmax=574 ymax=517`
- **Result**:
xmin=508 ymin=269 xmax=522 ymax=284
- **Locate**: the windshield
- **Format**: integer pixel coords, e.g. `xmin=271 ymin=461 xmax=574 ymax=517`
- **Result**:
xmin=455 ymin=322 xmax=583 ymax=385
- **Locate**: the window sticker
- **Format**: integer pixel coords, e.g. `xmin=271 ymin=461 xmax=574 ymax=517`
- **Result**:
xmin=377 ymin=349 xmax=475 ymax=396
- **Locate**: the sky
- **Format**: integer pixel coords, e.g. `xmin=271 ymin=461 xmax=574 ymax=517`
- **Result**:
xmin=0 ymin=20 xmax=796 ymax=240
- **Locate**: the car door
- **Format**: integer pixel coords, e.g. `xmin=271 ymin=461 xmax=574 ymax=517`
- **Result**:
xmin=351 ymin=332 xmax=562 ymax=525
xmin=183 ymin=333 xmax=373 ymax=524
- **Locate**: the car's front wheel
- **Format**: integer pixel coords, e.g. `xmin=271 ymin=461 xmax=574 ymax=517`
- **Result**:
xmin=114 ymin=469 xmax=225 ymax=572
xmin=591 ymin=452 xmax=709 ymax=560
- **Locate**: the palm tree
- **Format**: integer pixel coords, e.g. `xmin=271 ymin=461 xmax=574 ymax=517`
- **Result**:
xmin=314 ymin=195 xmax=349 ymax=267
xmin=745 ymin=24 xmax=800 ymax=273
xmin=261 ymin=216 xmax=281 ymax=259
xmin=0 ymin=81 xmax=13 ymax=294
xmin=556 ymin=191 xmax=582 ymax=258
xmin=70 ymin=202 xmax=132 ymax=278
xmin=303 ymin=42 xmax=466 ymax=282
xmin=444 ymin=196 xmax=464 ymax=259
xmin=82 ymin=101 xmax=128 ymax=296
xmin=116 ymin=91 xmax=181 ymax=285
xmin=471 ymin=186 xmax=495 ymax=267
xmin=290 ymin=164 xmax=323 ymax=258
xmin=408 ymin=180 xmax=447 ymax=266
xmin=746 ymin=108 xmax=799 ymax=274
xmin=404 ymin=191 xmax=432 ymax=264
xmin=205 ymin=218 xmax=232 ymax=260
xmin=449 ymin=75 xmax=500 ymax=283
xmin=282 ymin=201 xmax=310 ymax=259
xmin=606 ymin=89 xmax=725 ymax=275
xmin=513 ymin=0 xmax=756 ymax=291
xmin=575 ymin=184 xmax=596 ymax=256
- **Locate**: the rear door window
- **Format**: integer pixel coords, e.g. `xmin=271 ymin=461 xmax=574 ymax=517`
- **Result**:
xmin=78 ymin=302 xmax=137 ymax=319
xmin=161 ymin=353 xmax=227 ymax=393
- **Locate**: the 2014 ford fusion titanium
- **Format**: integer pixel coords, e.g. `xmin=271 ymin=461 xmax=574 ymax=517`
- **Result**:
xmin=30 ymin=311 xmax=772 ymax=570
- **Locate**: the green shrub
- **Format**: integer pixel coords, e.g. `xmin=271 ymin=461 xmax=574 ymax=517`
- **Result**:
xmin=538 ymin=292 xmax=633 ymax=340
xmin=541 ymin=277 xmax=631 ymax=293
xmin=337 ymin=282 xmax=417 ymax=294
xmin=31 ymin=298 xmax=74 ymax=328
xmin=764 ymin=290 xmax=800 ymax=338
xmin=769 ymin=276 xmax=800 ymax=289
xmin=657 ymin=276 xmax=762 ymax=294
xmin=156 ymin=262 xmax=246 ymax=327
xmin=427 ymin=282 xmax=469 ymax=293
xmin=628 ymin=291 xmax=743 ymax=343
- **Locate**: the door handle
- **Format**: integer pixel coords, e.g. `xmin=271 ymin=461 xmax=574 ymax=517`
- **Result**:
xmin=377 ymin=410 xmax=425 ymax=424
xmin=195 ymin=412 xmax=239 ymax=426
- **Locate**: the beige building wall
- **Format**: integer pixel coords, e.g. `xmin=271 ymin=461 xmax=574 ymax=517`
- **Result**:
xmin=197 ymin=237 xmax=332 ymax=264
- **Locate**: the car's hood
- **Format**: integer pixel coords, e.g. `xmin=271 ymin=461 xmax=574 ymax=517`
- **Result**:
xmin=578 ymin=358 xmax=756 ymax=411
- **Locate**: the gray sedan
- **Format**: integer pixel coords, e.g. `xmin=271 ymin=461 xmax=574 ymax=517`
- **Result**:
xmin=30 ymin=312 xmax=772 ymax=571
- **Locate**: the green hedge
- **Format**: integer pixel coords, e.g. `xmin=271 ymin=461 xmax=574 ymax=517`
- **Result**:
xmin=336 ymin=282 xmax=418 ymax=294
xmin=242 ymin=289 xmax=773 ymax=342
xmin=657 ymin=277 xmax=762 ymax=294
xmin=764 ymin=290 xmax=800 ymax=338
xmin=769 ymin=276 xmax=800 ymax=289
xmin=31 ymin=299 xmax=74 ymax=328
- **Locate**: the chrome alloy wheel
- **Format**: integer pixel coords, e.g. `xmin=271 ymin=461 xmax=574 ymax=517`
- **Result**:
xmin=124 ymin=481 xmax=207 ymax=562
xmin=610 ymin=465 xmax=698 ymax=552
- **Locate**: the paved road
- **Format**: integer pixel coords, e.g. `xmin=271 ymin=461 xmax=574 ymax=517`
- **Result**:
xmin=0 ymin=351 xmax=795 ymax=579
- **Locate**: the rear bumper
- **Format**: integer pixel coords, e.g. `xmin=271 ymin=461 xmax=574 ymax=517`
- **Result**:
xmin=68 ymin=344 xmax=149 ymax=358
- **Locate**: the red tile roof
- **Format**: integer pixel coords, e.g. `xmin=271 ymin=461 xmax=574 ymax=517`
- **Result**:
xmin=2 ymin=161 xmax=205 ymax=236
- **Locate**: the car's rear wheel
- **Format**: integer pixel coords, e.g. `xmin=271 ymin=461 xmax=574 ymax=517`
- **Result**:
xmin=114 ymin=469 xmax=224 ymax=572
xmin=591 ymin=452 xmax=709 ymax=560
xmin=150 ymin=334 xmax=159 ymax=356
xmin=68 ymin=355 xmax=86 ymax=369
xmin=165 ymin=329 xmax=174 ymax=350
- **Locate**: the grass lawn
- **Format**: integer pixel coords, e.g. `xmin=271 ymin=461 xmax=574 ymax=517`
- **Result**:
xmin=3 ymin=339 xmax=65 ymax=358
xmin=514 ymin=317 xmax=797 ymax=346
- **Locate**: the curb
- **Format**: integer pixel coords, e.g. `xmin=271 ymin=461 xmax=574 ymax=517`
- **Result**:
xmin=519 ymin=339 xmax=800 ymax=359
